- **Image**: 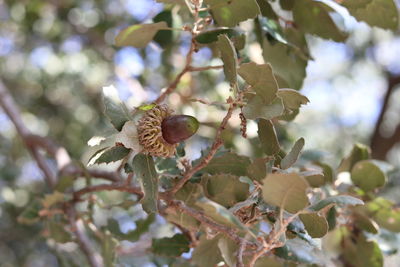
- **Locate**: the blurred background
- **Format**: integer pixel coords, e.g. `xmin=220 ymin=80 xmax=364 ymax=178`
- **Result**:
xmin=0 ymin=0 xmax=400 ymax=266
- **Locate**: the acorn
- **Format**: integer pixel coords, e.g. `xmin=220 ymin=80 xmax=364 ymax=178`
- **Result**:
xmin=137 ymin=105 xmax=199 ymax=158
xmin=162 ymin=115 xmax=199 ymax=144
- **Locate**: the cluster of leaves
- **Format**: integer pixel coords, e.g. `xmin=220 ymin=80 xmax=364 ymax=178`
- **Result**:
xmin=15 ymin=0 xmax=400 ymax=266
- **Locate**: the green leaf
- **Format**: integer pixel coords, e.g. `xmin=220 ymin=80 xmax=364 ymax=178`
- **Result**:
xmin=280 ymin=137 xmax=305 ymax=169
xmin=262 ymin=30 xmax=308 ymax=90
xmin=275 ymin=239 xmax=320 ymax=264
xmin=42 ymin=191 xmax=66 ymax=208
xmin=301 ymin=170 xmax=325 ymax=188
xmin=293 ymin=0 xmax=348 ymax=42
xmin=299 ymin=213 xmax=328 ymax=238
xmin=156 ymin=157 xmax=180 ymax=174
xmin=195 ymin=196 xmax=247 ymax=230
xmin=216 ymin=34 xmax=238 ymax=85
xmin=102 ymin=85 xmax=131 ymax=131
xmin=256 ymin=16 xmax=288 ymax=46
xmin=342 ymin=234 xmax=383 ymax=267
xmin=277 ymin=89 xmax=309 ymax=111
xmin=192 ymin=235 xmax=223 ymax=267
xmin=308 ymin=195 xmax=364 ymax=212
xmin=48 ymin=221 xmax=71 ymax=243
xmin=165 ymin=183 xmax=202 ymax=230
xmin=17 ymin=199 xmax=42 ymax=225
xmin=365 ymin=197 xmax=400 ymax=232
xmin=326 ymin=206 xmax=337 ymax=230
xmin=257 ymin=119 xmax=280 ymax=155
xmin=338 ymin=143 xmax=371 ymax=172
xmin=152 ymin=234 xmax=190 ymax=257
xmin=262 ymin=173 xmax=309 ymax=213
xmin=238 ymin=62 xmax=278 ymax=104
xmin=101 ymin=232 xmax=118 ymax=267
xmin=204 ymin=0 xmax=260 ymax=27
xmin=138 ymin=103 xmax=156 ymax=111
xmin=202 ymin=152 xmax=251 ymax=176
xmin=314 ymin=161 xmax=334 ymax=183
xmin=231 ymin=33 xmax=247 ymax=50
xmin=254 ymin=256 xmax=283 ymax=267
xmin=94 ymin=146 xmax=130 ymax=165
xmin=115 ymin=22 xmax=168 ymax=48
xmin=54 ymin=175 xmax=75 ymax=192
xmin=280 ymin=0 xmax=295 ymax=10
xmin=243 ymin=95 xmax=285 ymax=120
xmin=341 ymin=0 xmax=399 ymax=30
xmin=195 ymin=28 xmax=241 ymax=44
xmin=107 ymin=214 xmax=154 ymax=241
xmin=353 ymin=211 xmax=379 ymax=234
xmin=218 ymin=237 xmax=238 ymax=267
xmin=132 ymin=154 xmax=158 ymax=214
xmin=153 ymin=11 xmax=173 ymax=48
xmin=256 ymin=0 xmax=278 ymax=20
xmin=247 ymin=158 xmax=269 ymax=182
xmin=203 ymin=174 xmax=249 ymax=208
xmin=351 ymin=160 xmax=386 ymax=191
xmin=88 ymin=147 xmax=109 ymax=166
xmin=277 ymin=108 xmax=300 ymax=121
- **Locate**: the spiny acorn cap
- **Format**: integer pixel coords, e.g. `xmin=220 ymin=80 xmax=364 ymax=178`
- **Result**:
xmin=137 ymin=105 xmax=177 ymax=158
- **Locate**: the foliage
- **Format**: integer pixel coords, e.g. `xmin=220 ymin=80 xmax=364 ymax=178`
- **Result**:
xmin=1 ymin=0 xmax=400 ymax=266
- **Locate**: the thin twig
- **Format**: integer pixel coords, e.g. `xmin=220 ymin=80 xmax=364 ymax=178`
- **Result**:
xmin=67 ymin=205 xmax=104 ymax=267
xmin=25 ymin=134 xmax=71 ymax=169
xmin=168 ymin=100 xmax=236 ymax=195
xmin=0 ymin=80 xmax=56 ymax=187
xmin=25 ymin=134 xmax=121 ymax=182
xmin=188 ymin=65 xmax=224 ymax=72
xmin=247 ymin=244 xmax=270 ymax=267
xmin=155 ymin=64 xmax=191 ymax=104
xmin=247 ymin=211 xmax=302 ymax=267
xmin=154 ymin=0 xmax=204 ymax=104
xmin=236 ymin=239 xmax=246 ymax=267
xmin=171 ymin=200 xmax=257 ymax=249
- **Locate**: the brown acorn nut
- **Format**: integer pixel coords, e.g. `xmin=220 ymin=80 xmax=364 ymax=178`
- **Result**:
xmin=161 ymin=115 xmax=200 ymax=144
xmin=137 ymin=105 xmax=199 ymax=157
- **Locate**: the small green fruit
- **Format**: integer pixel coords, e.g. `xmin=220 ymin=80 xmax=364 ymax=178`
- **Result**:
xmin=162 ymin=115 xmax=199 ymax=144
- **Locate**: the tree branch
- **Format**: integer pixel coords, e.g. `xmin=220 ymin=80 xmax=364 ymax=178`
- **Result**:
xmin=154 ymin=1 xmax=205 ymax=104
xmin=188 ymin=65 xmax=224 ymax=72
xmin=236 ymin=239 xmax=246 ymax=267
xmin=67 ymin=205 xmax=104 ymax=267
xmin=155 ymin=41 xmax=195 ymax=104
xmin=370 ymin=74 xmax=400 ymax=159
xmin=170 ymin=200 xmax=257 ymax=249
xmin=0 ymin=80 xmax=56 ymax=187
xmin=168 ymin=99 xmax=236 ymax=195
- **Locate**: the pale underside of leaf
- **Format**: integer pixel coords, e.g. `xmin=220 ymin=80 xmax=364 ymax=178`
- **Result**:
xmin=115 ymin=22 xmax=168 ymax=48
xmin=281 ymin=137 xmax=305 ymax=169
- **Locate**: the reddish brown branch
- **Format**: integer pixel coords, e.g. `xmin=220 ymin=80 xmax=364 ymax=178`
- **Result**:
xmin=370 ymin=74 xmax=400 ymax=159
xmin=25 ymin=134 xmax=121 ymax=182
xmin=188 ymin=65 xmax=224 ymax=72
xmin=0 ymin=80 xmax=56 ymax=187
xmin=236 ymin=239 xmax=246 ymax=267
xmin=67 ymin=206 xmax=104 ymax=267
xmin=169 ymin=100 xmax=236 ymax=195
xmin=155 ymin=39 xmax=196 ymax=104
xmin=171 ymin=200 xmax=257 ymax=249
